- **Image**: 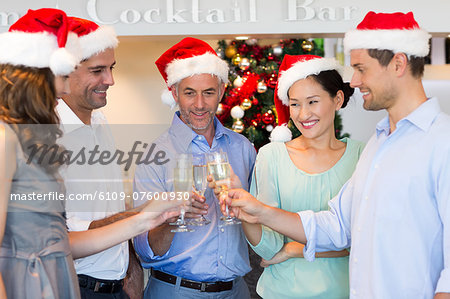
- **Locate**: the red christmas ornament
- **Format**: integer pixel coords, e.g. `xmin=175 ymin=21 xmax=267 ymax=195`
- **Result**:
xmin=267 ymin=73 xmax=278 ymax=89
xmin=262 ymin=111 xmax=275 ymax=124
xmin=252 ymin=97 xmax=259 ymax=106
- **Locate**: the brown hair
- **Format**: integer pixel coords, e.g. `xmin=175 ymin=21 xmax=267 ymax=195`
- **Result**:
xmin=0 ymin=64 xmax=64 ymax=175
xmin=367 ymin=49 xmax=425 ymax=79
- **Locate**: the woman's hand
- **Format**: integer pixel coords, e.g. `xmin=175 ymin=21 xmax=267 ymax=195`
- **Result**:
xmin=260 ymin=242 xmax=305 ymax=267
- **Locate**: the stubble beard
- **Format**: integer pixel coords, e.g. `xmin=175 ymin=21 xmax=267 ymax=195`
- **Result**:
xmin=363 ymin=85 xmax=397 ymax=112
xmin=181 ymin=110 xmax=214 ymax=131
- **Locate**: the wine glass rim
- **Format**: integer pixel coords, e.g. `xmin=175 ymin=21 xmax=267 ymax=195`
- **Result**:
xmin=205 ymin=150 xmax=228 ymax=162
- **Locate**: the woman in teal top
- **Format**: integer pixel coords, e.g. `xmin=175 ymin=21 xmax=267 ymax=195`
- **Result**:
xmin=247 ymin=55 xmax=364 ymax=298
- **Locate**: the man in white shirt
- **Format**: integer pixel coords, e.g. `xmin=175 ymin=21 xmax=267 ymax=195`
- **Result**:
xmin=57 ymin=17 xmax=142 ymax=299
xmin=222 ymin=11 xmax=450 ymax=299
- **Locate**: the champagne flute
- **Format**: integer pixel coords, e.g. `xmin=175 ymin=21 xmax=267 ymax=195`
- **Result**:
xmin=170 ymin=154 xmax=194 ymax=232
xmin=188 ymin=153 xmax=211 ymax=226
xmin=206 ymin=150 xmax=241 ymax=226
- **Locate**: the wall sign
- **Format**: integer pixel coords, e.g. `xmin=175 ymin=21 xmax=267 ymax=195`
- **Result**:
xmin=0 ymin=0 xmax=448 ymax=35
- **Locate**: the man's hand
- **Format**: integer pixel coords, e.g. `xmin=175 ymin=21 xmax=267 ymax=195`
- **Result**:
xmin=184 ymin=190 xmax=208 ymax=219
xmin=123 ymin=241 xmax=144 ymax=299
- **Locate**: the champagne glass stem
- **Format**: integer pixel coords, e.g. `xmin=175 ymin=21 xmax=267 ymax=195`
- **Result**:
xmin=224 ymin=192 xmax=230 ymax=217
xmin=180 ymin=207 xmax=185 ymax=224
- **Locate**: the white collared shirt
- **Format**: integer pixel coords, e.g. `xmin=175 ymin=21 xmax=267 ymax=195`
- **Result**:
xmin=299 ymin=98 xmax=450 ymax=298
xmin=56 ymin=99 xmax=128 ymax=280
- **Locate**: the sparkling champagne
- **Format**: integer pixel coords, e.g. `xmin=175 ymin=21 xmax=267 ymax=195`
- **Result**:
xmin=173 ymin=168 xmax=193 ymax=192
xmin=193 ymin=165 xmax=208 ymax=196
xmin=207 ymin=162 xmax=231 ymax=187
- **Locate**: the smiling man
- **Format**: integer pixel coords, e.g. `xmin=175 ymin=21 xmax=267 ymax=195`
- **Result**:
xmin=133 ymin=37 xmax=256 ymax=299
xmin=56 ymin=17 xmax=145 ymax=299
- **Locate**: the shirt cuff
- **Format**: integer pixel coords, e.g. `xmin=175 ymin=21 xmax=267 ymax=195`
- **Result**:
xmin=298 ymin=210 xmax=316 ymax=262
xmin=133 ymin=232 xmax=171 ymax=263
xmin=66 ymin=217 xmax=92 ymax=232
xmin=247 ymin=226 xmax=282 ymax=261
xmin=435 ymin=267 xmax=450 ymax=293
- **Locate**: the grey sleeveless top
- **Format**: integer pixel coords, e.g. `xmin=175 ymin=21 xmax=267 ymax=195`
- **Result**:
xmin=0 ymin=128 xmax=80 ymax=299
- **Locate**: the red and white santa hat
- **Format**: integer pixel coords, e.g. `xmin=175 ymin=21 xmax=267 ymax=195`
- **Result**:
xmin=270 ymin=54 xmax=342 ymax=142
xmin=344 ymin=11 xmax=431 ymax=57
xmin=0 ymin=8 xmax=79 ymax=75
xmin=68 ymin=17 xmax=118 ymax=61
xmin=155 ymin=37 xmax=229 ymax=109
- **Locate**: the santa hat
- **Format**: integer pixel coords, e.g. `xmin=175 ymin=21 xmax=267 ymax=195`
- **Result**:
xmin=68 ymin=17 xmax=118 ymax=61
xmin=0 ymin=8 xmax=79 ymax=75
xmin=344 ymin=11 xmax=431 ymax=57
xmin=270 ymin=54 xmax=342 ymax=143
xmin=155 ymin=37 xmax=229 ymax=109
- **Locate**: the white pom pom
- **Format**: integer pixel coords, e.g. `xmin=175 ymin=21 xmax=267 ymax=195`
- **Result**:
xmin=49 ymin=48 xmax=78 ymax=76
xmin=230 ymin=105 xmax=245 ymax=119
xmin=161 ymin=89 xmax=177 ymax=109
xmin=269 ymin=124 xmax=292 ymax=142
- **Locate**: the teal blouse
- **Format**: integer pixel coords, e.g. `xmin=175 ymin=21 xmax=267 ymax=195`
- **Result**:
xmin=249 ymin=138 xmax=365 ymax=299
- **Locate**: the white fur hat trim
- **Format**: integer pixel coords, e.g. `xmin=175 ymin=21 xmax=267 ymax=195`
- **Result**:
xmin=78 ymin=25 xmax=118 ymax=60
xmin=277 ymin=58 xmax=342 ymax=106
xmin=0 ymin=31 xmax=77 ymax=75
xmin=344 ymin=29 xmax=431 ymax=56
xmin=165 ymin=52 xmax=229 ymax=87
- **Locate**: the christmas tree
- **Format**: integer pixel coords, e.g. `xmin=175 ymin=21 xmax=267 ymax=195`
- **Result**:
xmin=215 ymin=38 xmax=349 ymax=150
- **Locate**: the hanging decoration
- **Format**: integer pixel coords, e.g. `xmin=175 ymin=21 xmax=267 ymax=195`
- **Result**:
xmin=225 ymin=44 xmax=237 ymax=58
xmin=301 ymin=40 xmax=314 ymax=52
xmin=256 ymin=81 xmax=268 ymax=93
xmin=240 ymin=98 xmax=252 ymax=110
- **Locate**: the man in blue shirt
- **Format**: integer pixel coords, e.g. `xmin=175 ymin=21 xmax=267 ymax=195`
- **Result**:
xmin=222 ymin=11 xmax=450 ymax=298
xmin=133 ymin=37 xmax=256 ymax=298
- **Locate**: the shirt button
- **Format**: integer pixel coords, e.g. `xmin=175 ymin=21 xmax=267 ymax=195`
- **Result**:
xmin=365 ymin=196 xmax=369 ymax=201
xmin=351 ymin=289 xmax=356 ymax=295
xmin=374 ymin=164 xmax=379 ymax=169
xmin=220 ymin=228 xmax=225 ymax=233
xmin=219 ymin=256 xmax=223 ymax=259
xmin=353 ymin=258 xmax=358 ymax=263
xmin=357 ymin=227 xmax=361 ymax=232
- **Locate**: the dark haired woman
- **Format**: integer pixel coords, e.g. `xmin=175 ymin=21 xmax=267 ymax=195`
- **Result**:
xmin=246 ymin=55 xmax=364 ymax=298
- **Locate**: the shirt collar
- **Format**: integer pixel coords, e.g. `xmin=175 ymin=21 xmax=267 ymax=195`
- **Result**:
xmin=376 ymin=97 xmax=441 ymax=137
xmin=168 ymin=111 xmax=231 ymax=151
xmin=56 ymin=99 xmax=107 ymax=133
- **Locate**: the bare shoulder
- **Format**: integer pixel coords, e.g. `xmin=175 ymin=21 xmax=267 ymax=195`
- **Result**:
xmin=0 ymin=122 xmax=18 ymax=147
xmin=0 ymin=122 xmax=18 ymax=169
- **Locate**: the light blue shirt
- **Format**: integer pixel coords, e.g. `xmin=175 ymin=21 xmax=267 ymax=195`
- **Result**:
xmin=133 ymin=112 xmax=256 ymax=282
xmin=299 ymin=98 xmax=450 ymax=298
